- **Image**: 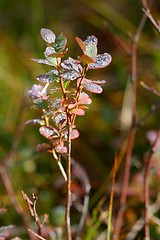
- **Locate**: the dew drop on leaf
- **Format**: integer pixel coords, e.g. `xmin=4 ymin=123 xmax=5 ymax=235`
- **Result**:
xmin=60 ymin=71 xmax=80 ymax=81
xmin=32 ymin=58 xmax=54 ymax=66
xmin=28 ymin=84 xmax=43 ymax=100
xmin=36 ymin=71 xmax=59 ymax=83
xmin=88 ymin=53 xmax=112 ymax=69
xmin=39 ymin=126 xmax=55 ymax=139
xmin=84 ymin=35 xmax=98 ymax=46
xmin=82 ymin=79 xmax=103 ymax=94
xmin=40 ymin=28 xmax=56 ymax=44
xmin=44 ymin=47 xmax=55 ymax=57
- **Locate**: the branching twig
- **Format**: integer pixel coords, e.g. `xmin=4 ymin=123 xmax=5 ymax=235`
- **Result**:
xmin=142 ymin=5 xmax=160 ymax=33
xmin=22 ymin=191 xmax=44 ymax=238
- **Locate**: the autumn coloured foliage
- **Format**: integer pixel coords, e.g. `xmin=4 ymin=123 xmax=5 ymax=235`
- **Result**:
xmin=28 ymin=28 xmax=111 ymax=170
xmin=26 ymin=28 xmax=111 ymax=239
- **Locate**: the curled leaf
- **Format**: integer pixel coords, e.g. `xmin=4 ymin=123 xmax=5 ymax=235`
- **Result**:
xmin=88 ymin=53 xmax=112 ymax=69
xmin=75 ymin=37 xmax=86 ymax=53
xmin=25 ymin=119 xmax=45 ymax=125
xmin=92 ymin=80 xmax=106 ymax=85
xmin=40 ymin=28 xmax=56 ymax=44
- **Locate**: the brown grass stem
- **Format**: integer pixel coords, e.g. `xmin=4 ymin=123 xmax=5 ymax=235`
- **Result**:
xmin=113 ymin=11 xmax=148 ymax=240
xmin=107 ymin=155 xmax=117 ymax=240
xmin=144 ymin=130 xmax=160 ymax=240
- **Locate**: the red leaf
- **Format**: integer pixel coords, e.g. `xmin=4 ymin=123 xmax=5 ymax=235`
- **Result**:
xmin=82 ymin=78 xmax=103 ymax=94
xmin=78 ymin=92 xmax=92 ymax=105
xmin=39 ymin=126 xmax=59 ymax=139
xmin=80 ymin=54 xmax=95 ymax=64
xmin=75 ymin=37 xmax=86 ymax=53
xmin=71 ymin=108 xmax=85 ymax=116
xmin=71 ymin=129 xmax=80 ymax=139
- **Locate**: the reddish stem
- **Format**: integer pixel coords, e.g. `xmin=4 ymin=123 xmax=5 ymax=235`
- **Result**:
xmin=113 ymin=12 xmax=148 ymax=240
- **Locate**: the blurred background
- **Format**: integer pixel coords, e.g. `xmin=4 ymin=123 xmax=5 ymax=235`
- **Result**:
xmin=1 ymin=0 xmax=160 ymax=238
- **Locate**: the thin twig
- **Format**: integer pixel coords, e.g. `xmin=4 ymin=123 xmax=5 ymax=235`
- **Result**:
xmin=22 ymin=191 xmax=44 ymax=238
xmin=113 ymin=10 xmax=148 ymax=240
xmin=66 ymin=115 xmax=72 ymax=240
xmin=28 ymin=228 xmax=46 ymax=240
xmin=142 ymin=7 xmax=160 ymax=33
xmin=144 ymin=129 xmax=160 ymax=240
xmin=140 ymin=81 xmax=160 ymax=97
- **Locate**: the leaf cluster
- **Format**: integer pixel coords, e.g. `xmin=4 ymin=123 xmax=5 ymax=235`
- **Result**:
xmin=28 ymin=28 xmax=112 ymax=161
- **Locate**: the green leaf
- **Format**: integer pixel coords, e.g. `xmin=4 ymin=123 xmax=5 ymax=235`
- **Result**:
xmin=63 ymin=80 xmax=71 ymax=89
xmin=85 ymin=42 xmax=97 ymax=59
xmin=54 ymin=33 xmax=67 ymax=52
xmin=47 ymin=57 xmax=58 ymax=67
xmin=33 ymin=98 xmax=48 ymax=109
xmin=84 ymin=36 xmax=98 ymax=59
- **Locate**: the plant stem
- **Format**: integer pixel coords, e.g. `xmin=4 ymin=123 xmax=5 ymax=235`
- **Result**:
xmin=144 ymin=130 xmax=160 ymax=240
xmin=113 ymin=11 xmax=148 ymax=240
xmin=66 ymin=114 xmax=72 ymax=240
xmin=107 ymin=155 xmax=117 ymax=240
